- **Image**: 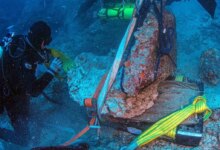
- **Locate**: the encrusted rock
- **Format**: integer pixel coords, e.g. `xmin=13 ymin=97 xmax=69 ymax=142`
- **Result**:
xmin=104 ymin=10 xmax=176 ymax=119
xmin=122 ymin=11 xmax=176 ymax=96
xmin=67 ymin=10 xmax=176 ymax=120
xmin=67 ymin=52 xmax=113 ymax=105
xmin=200 ymin=48 xmax=220 ymax=85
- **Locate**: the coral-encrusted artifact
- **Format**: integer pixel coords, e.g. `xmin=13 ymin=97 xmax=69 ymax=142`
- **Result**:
xmin=103 ymin=10 xmax=176 ymax=119
xmin=68 ymin=10 xmax=177 ymax=121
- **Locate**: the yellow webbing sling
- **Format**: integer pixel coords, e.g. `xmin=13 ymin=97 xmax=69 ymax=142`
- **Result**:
xmin=126 ymin=96 xmax=212 ymax=150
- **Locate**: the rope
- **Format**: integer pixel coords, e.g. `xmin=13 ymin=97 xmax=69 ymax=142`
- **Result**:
xmin=94 ymin=74 xmax=108 ymax=99
xmin=62 ymin=117 xmax=96 ymax=146
xmin=126 ymin=96 xmax=212 ymax=149
xmin=97 ymin=15 xmax=137 ymax=120
xmin=61 ymin=74 xmax=107 ymax=146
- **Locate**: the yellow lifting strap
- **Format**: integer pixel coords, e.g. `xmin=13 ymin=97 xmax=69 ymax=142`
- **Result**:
xmin=127 ymin=96 xmax=212 ymax=150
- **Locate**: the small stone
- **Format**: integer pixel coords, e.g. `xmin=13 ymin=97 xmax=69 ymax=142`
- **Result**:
xmin=211 ymin=110 xmax=220 ymax=121
xmin=200 ymin=48 xmax=220 ymax=85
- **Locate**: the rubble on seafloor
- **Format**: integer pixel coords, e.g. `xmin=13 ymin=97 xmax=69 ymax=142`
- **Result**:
xmin=200 ymin=48 xmax=220 ymax=85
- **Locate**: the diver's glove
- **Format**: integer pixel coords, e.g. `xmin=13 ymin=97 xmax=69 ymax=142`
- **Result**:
xmin=47 ymin=57 xmax=62 ymax=76
xmin=35 ymin=63 xmax=48 ymax=79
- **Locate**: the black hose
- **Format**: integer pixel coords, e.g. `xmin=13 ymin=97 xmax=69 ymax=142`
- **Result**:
xmin=120 ymin=0 xmax=152 ymax=93
xmin=153 ymin=0 xmax=177 ymax=79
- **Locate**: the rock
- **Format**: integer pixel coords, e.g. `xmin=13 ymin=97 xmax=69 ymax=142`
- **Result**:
xmin=67 ymin=52 xmax=113 ymax=105
xmin=67 ymin=10 xmax=176 ymax=120
xmin=201 ymin=122 xmax=220 ymax=149
xmin=122 ymin=11 xmax=176 ymax=96
xmin=103 ymin=10 xmax=176 ymax=119
xmin=210 ymin=109 xmax=220 ymax=121
xmin=200 ymin=48 xmax=220 ymax=85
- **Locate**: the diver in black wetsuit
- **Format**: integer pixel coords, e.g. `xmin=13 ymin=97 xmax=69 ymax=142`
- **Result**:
xmin=0 ymin=21 xmax=62 ymax=146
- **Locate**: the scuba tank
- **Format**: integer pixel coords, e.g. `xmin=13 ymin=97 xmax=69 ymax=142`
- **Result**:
xmin=98 ymin=3 xmax=135 ymax=20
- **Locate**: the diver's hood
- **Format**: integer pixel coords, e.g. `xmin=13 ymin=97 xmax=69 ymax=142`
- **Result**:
xmin=27 ymin=21 xmax=52 ymax=49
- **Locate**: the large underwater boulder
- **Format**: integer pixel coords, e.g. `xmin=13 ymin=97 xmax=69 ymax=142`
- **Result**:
xmin=103 ymin=11 xmax=176 ymax=119
xmin=200 ymin=48 xmax=220 ymax=85
xmin=67 ymin=10 xmax=177 ymax=120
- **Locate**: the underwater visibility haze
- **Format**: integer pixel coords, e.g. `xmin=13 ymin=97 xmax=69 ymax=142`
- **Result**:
xmin=0 ymin=0 xmax=220 ymax=150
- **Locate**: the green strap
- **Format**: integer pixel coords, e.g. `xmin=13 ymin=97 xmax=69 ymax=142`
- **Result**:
xmin=126 ymin=96 xmax=212 ymax=150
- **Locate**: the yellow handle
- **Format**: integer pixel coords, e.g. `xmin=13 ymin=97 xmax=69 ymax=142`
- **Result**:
xmin=50 ymin=48 xmax=75 ymax=73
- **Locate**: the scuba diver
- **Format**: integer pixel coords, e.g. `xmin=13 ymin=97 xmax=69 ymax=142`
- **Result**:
xmin=0 ymin=21 xmax=62 ymax=146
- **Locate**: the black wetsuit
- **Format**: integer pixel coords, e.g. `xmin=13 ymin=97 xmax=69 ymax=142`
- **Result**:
xmin=0 ymin=35 xmax=54 ymax=146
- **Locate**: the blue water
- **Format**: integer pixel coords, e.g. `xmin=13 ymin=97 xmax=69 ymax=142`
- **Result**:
xmin=0 ymin=0 xmax=219 ymax=149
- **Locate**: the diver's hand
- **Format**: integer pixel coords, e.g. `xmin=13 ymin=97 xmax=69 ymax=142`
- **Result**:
xmin=35 ymin=63 xmax=48 ymax=78
xmin=47 ymin=58 xmax=62 ymax=76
